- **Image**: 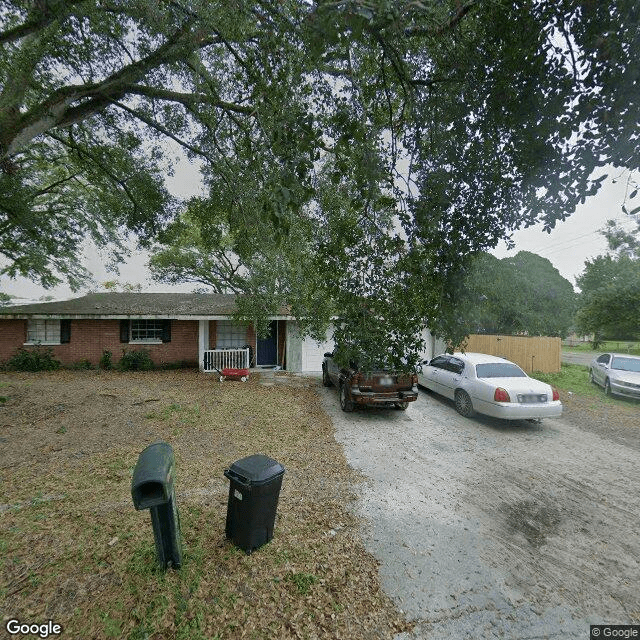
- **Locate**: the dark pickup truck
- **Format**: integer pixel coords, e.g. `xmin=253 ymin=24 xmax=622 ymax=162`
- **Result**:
xmin=322 ymin=351 xmax=418 ymax=412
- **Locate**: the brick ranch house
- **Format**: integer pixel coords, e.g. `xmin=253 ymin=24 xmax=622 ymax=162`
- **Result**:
xmin=0 ymin=292 xmax=338 ymax=372
xmin=0 ymin=292 xmax=446 ymax=372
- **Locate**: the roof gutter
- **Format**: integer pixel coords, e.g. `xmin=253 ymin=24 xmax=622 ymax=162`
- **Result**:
xmin=0 ymin=314 xmax=297 ymax=321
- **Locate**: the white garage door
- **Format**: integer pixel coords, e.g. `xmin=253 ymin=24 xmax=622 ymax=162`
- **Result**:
xmin=301 ymin=327 xmax=334 ymax=372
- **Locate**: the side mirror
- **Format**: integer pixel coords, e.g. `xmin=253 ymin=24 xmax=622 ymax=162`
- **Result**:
xmin=422 ymin=359 xmax=430 ymax=365
xmin=324 ymin=352 xmax=333 ymax=358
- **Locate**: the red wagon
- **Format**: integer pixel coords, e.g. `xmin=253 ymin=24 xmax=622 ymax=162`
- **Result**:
xmin=217 ymin=367 xmax=249 ymax=382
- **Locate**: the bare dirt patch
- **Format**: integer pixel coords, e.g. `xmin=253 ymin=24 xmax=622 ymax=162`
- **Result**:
xmin=560 ymin=391 xmax=640 ymax=451
xmin=0 ymin=370 xmax=410 ymax=639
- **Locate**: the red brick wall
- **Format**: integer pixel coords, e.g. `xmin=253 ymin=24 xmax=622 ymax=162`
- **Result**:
xmin=0 ymin=320 xmax=27 ymax=362
xmin=0 ymin=319 xmax=199 ymax=367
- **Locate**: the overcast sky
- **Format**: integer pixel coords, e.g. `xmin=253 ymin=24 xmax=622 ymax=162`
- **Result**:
xmin=3 ymin=160 xmax=637 ymax=303
xmin=492 ymin=167 xmax=638 ymax=285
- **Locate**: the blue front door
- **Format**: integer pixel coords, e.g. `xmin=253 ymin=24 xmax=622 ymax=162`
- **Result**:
xmin=257 ymin=321 xmax=278 ymax=365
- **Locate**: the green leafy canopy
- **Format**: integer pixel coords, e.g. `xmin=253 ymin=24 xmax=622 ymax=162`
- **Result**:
xmin=576 ymin=219 xmax=640 ymax=340
xmin=437 ymin=251 xmax=576 ymax=339
xmin=2 ymin=1 xmax=639 ymax=369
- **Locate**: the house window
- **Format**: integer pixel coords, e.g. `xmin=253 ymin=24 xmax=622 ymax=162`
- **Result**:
xmin=27 ymin=319 xmax=61 ymax=344
xmin=131 ymin=319 xmax=165 ymax=342
xmin=216 ymin=321 xmax=247 ymax=348
xmin=120 ymin=319 xmax=170 ymax=343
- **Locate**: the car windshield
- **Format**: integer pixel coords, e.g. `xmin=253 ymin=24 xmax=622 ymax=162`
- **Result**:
xmin=475 ymin=363 xmax=527 ymax=378
xmin=611 ymin=357 xmax=640 ymax=373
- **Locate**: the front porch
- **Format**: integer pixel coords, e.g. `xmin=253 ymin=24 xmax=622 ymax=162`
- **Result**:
xmin=197 ymin=319 xmax=287 ymax=372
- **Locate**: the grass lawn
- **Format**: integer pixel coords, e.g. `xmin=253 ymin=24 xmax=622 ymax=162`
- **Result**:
xmin=0 ymin=370 xmax=408 ymax=640
xmin=563 ymin=340 xmax=640 ymax=356
xmin=532 ymin=363 xmax=599 ymax=396
xmin=532 ymin=363 xmax=639 ymax=406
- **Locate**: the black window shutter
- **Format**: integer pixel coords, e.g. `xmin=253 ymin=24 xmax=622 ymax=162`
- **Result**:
xmin=60 ymin=319 xmax=71 ymax=344
xmin=162 ymin=320 xmax=171 ymax=343
xmin=120 ymin=319 xmax=130 ymax=342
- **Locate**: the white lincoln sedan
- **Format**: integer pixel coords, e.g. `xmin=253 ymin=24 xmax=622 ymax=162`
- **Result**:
xmin=418 ymin=352 xmax=562 ymax=420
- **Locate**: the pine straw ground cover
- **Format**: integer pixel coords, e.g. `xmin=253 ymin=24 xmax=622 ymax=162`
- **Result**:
xmin=0 ymin=370 xmax=410 ymax=639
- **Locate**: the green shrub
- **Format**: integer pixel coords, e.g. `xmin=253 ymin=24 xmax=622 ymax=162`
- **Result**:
xmin=99 ymin=350 xmax=113 ymax=370
xmin=71 ymin=358 xmax=94 ymax=370
xmin=118 ymin=349 xmax=155 ymax=371
xmin=6 ymin=347 xmax=61 ymax=372
xmin=159 ymin=360 xmax=198 ymax=370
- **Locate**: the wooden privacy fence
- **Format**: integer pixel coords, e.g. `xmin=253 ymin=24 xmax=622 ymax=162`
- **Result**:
xmin=459 ymin=335 xmax=562 ymax=373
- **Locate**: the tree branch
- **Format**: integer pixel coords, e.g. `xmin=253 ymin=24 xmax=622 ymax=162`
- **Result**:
xmin=0 ymin=0 xmax=90 ymax=45
xmin=47 ymin=130 xmax=140 ymax=216
xmin=404 ymin=1 xmax=478 ymax=38
xmin=3 ymin=20 xmax=222 ymax=160
xmin=125 ymin=85 xmax=254 ymax=114
xmin=32 ymin=171 xmax=81 ymax=197
xmin=110 ymin=99 xmax=215 ymax=162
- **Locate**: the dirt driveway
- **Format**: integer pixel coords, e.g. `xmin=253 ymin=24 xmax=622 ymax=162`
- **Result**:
xmin=321 ymin=385 xmax=640 ymax=639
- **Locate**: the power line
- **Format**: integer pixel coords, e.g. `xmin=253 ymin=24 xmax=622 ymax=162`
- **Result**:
xmin=523 ymin=212 xmax=639 ymax=256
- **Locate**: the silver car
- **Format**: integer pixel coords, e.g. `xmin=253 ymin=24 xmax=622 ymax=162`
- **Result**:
xmin=589 ymin=353 xmax=640 ymax=399
xmin=418 ymin=352 xmax=562 ymax=420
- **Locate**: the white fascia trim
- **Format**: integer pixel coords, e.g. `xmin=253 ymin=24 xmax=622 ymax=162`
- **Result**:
xmin=2 ymin=314 xmax=296 ymax=320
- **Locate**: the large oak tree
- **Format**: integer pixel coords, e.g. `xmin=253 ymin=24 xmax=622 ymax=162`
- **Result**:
xmin=1 ymin=0 xmax=639 ymax=368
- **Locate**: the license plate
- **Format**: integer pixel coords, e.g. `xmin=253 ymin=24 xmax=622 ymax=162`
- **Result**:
xmin=378 ymin=376 xmax=394 ymax=386
xmin=518 ymin=394 xmax=547 ymax=403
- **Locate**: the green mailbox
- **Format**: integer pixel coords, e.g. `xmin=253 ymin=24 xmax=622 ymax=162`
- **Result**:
xmin=131 ymin=441 xmax=182 ymax=570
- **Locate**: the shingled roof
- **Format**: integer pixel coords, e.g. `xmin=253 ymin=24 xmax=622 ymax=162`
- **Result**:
xmin=0 ymin=293 xmax=291 ymax=319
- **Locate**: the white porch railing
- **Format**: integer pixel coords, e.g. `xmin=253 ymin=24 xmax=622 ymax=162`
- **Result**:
xmin=203 ymin=348 xmax=250 ymax=372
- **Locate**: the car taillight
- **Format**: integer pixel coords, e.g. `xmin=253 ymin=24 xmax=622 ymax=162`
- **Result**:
xmin=552 ymin=388 xmax=560 ymax=401
xmin=494 ymin=387 xmax=511 ymax=402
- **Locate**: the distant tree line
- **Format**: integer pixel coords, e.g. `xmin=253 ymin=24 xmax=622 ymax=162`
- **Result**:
xmin=575 ymin=217 xmax=640 ymax=343
xmin=434 ymin=251 xmax=576 ymax=339
xmin=439 ymin=218 xmax=640 ymax=344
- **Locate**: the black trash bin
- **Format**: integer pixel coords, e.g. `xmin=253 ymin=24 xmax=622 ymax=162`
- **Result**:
xmin=224 ymin=454 xmax=285 ymax=554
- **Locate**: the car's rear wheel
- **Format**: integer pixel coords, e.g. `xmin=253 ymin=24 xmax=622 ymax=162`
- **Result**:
xmin=395 ymin=402 xmax=409 ymax=410
xmin=340 ymin=382 xmax=354 ymax=412
xmin=605 ymin=378 xmax=612 ymax=397
xmin=455 ymin=390 xmax=475 ymax=418
xmin=322 ymin=366 xmax=332 ymax=387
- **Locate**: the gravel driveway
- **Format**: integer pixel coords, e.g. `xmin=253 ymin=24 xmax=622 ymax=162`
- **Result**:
xmin=321 ymin=385 xmax=640 ymax=639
